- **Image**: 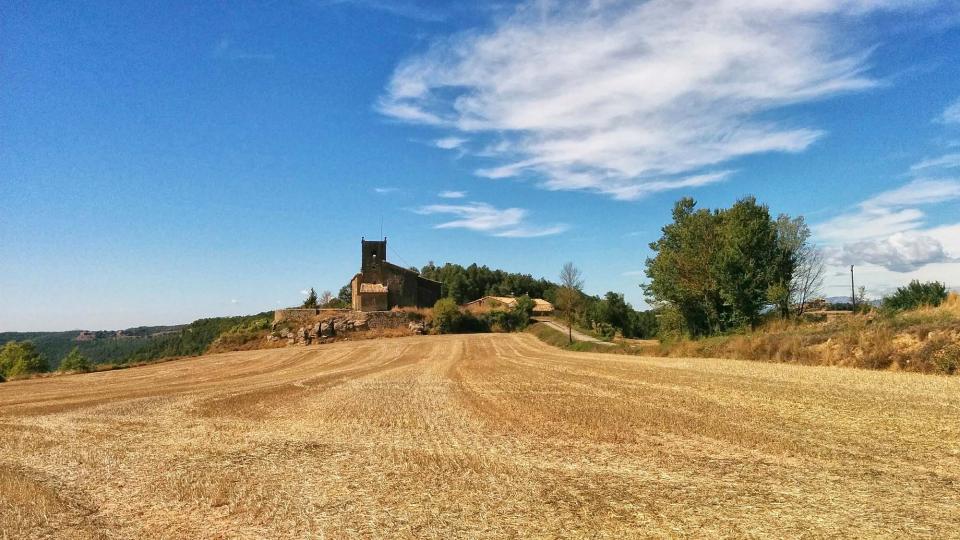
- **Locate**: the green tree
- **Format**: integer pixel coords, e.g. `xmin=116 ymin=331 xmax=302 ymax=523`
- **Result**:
xmin=59 ymin=347 xmax=93 ymax=373
xmin=302 ymin=288 xmax=319 ymax=308
xmin=883 ymin=280 xmax=948 ymax=311
xmin=718 ymin=197 xmax=785 ymax=329
xmin=644 ymin=198 xmax=726 ymax=336
xmin=556 ymin=262 xmax=584 ymax=344
xmin=0 ymin=341 xmax=49 ymax=378
xmin=645 ymin=197 xmax=800 ymax=335
xmin=337 ymin=285 xmax=352 ymax=305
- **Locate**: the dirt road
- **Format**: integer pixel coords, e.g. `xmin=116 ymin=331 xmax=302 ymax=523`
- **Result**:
xmin=537 ymin=318 xmax=615 ymax=345
xmin=2 ymin=333 xmax=958 ymax=538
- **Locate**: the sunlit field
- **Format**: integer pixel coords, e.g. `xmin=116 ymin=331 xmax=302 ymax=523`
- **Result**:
xmin=2 ymin=333 xmax=958 ymax=538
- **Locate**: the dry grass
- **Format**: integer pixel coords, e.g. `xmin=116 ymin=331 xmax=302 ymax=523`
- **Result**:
xmin=1 ymin=333 xmax=958 ymax=538
xmin=645 ymin=294 xmax=960 ymax=374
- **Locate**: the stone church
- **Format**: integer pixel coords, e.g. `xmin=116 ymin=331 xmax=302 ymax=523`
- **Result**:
xmin=350 ymin=238 xmax=442 ymax=312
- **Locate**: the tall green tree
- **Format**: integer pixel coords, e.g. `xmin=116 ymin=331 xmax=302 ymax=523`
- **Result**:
xmin=718 ymin=197 xmax=784 ymax=329
xmin=302 ymin=288 xmax=319 ymax=308
xmin=644 ymin=198 xmax=726 ymax=336
xmin=645 ymin=197 xmax=800 ymax=335
xmin=556 ymin=262 xmax=584 ymax=344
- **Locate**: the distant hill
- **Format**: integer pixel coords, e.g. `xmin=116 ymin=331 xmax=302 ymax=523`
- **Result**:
xmin=823 ymin=296 xmax=883 ymax=308
xmin=0 ymin=313 xmax=272 ymax=370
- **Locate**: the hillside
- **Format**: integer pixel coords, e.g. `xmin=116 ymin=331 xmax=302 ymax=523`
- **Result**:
xmin=0 ymin=312 xmax=272 ymax=370
xmin=1 ymin=333 xmax=957 ymax=538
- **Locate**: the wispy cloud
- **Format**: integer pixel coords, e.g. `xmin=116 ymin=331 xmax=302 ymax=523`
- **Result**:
xmin=414 ymin=202 xmax=567 ymax=238
xmin=622 ymin=270 xmax=645 ymax=277
xmin=438 ymin=190 xmax=466 ymax=199
xmin=910 ymin=153 xmax=960 ymax=172
xmin=373 ymin=187 xmax=399 ymax=194
xmin=434 ymin=137 xmax=467 ymax=150
xmin=939 ymin=97 xmax=960 ymax=124
xmin=814 ymin=179 xmax=960 ymax=271
xmin=212 ymin=37 xmax=275 ymax=61
xmin=321 ymin=0 xmax=445 ymax=22
xmin=378 ymin=1 xmax=938 ymax=200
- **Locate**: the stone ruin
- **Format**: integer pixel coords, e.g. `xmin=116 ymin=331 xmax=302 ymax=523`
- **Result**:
xmin=269 ymin=309 xmax=426 ymax=346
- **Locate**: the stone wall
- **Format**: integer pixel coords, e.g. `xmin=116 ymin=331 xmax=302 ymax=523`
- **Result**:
xmin=273 ymin=308 xmax=352 ymax=326
xmin=271 ymin=308 xmax=424 ymax=346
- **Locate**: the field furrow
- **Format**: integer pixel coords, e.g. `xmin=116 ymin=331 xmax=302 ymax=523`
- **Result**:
xmin=1 ymin=333 xmax=958 ymax=538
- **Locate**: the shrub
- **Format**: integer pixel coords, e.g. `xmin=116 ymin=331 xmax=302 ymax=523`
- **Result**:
xmin=883 ymin=281 xmax=949 ymax=311
xmin=484 ymin=296 xmax=535 ymax=332
xmin=432 ymin=298 xmax=462 ymax=334
xmin=59 ymin=347 xmax=93 ymax=373
xmin=323 ymin=298 xmax=350 ymax=309
xmin=0 ymin=341 xmax=49 ymax=378
xmin=933 ymin=343 xmax=959 ymax=375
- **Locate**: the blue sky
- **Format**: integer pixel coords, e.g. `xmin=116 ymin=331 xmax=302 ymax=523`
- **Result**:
xmin=3 ymin=0 xmax=960 ymax=331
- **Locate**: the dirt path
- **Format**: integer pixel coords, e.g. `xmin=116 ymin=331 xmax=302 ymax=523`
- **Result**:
xmin=537 ymin=318 xmax=615 ymax=345
xmin=1 ymin=333 xmax=958 ymax=538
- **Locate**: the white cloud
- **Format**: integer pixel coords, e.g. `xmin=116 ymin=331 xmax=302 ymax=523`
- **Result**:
xmin=230 ymin=298 xmax=239 ymax=304
xmin=438 ymin=190 xmax=467 ymax=198
xmin=814 ymin=179 xmax=960 ymax=272
xmin=434 ymin=137 xmax=467 ymax=150
xmin=861 ymin=178 xmax=960 ymax=209
xmin=378 ymin=1 xmax=933 ymax=200
xmin=826 ymin=232 xmax=956 ymax=272
xmin=910 ymin=153 xmax=960 ymax=172
xmin=414 ymin=201 xmax=567 ymax=238
xmin=299 ymin=289 xmax=310 ymax=296
xmin=940 ymin=97 xmax=960 ymax=124
xmin=373 ymin=187 xmax=399 ymax=194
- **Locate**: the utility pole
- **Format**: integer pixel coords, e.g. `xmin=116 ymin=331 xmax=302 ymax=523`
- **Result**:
xmin=850 ymin=265 xmax=856 ymax=312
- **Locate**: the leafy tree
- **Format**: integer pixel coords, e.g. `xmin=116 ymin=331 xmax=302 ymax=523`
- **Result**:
xmin=718 ymin=197 xmax=785 ymax=329
xmin=645 ymin=197 xmax=800 ymax=335
xmin=773 ymin=214 xmax=825 ymax=317
xmin=0 ymin=341 xmax=49 ymax=378
xmin=419 ymin=262 xmax=558 ymax=304
xmin=337 ymin=285 xmax=352 ymax=305
xmin=59 ymin=347 xmax=93 ymax=373
xmin=556 ymin=262 xmax=584 ymax=344
xmin=644 ymin=198 xmax=726 ymax=336
xmin=302 ymin=288 xmax=319 ymax=308
xmin=883 ymin=281 xmax=948 ymax=311
xmin=631 ymin=310 xmax=659 ymax=339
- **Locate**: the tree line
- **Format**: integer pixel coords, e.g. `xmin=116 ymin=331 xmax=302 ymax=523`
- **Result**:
xmin=644 ymin=196 xmax=825 ymax=337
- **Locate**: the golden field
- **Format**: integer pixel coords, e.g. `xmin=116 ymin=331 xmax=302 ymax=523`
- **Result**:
xmin=1 ymin=333 xmax=958 ymax=538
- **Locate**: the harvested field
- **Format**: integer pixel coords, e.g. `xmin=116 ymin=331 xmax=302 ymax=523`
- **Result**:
xmin=1 ymin=333 xmax=959 ymax=538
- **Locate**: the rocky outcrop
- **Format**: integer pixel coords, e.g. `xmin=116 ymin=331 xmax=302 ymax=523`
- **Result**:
xmin=269 ymin=310 xmax=422 ymax=346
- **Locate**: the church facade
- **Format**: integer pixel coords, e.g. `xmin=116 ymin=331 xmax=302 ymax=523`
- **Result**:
xmin=350 ymin=238 xmax=442 ymax=312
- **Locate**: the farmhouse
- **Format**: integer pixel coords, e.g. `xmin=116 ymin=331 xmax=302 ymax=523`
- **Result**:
xmin=463 ymin=296 xmax=555 ymax=316
xmin=351 ymin=238 xmax=442 ymax=312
